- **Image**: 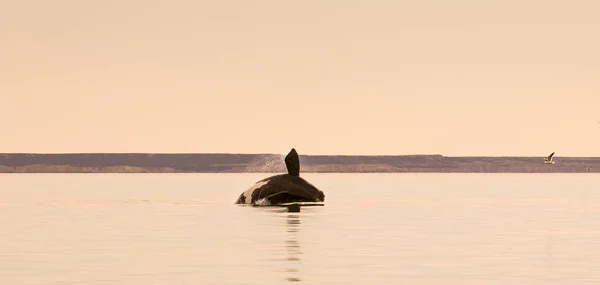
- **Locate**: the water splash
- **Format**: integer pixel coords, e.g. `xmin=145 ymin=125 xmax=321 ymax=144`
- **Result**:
xmin=244 ymin=154 xmax=287 ymax=173
xmin=255 ymin=197 xmax=271 ymax=206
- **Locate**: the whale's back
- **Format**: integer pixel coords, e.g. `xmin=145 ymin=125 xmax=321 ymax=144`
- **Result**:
xmin=236 ymin=174 xmax=325 ymax=205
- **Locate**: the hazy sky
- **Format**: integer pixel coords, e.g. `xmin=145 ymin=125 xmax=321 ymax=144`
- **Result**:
xmin=1 ymin=0 xmax=599 ymax=156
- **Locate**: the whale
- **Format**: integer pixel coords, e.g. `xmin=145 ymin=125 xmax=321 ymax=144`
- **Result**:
xmin=235 ymin=148 xmax=325 ymax=206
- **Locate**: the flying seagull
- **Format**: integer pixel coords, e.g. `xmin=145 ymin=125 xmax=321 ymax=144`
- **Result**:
xmin=544 ymin=152 xmax=555 ymax=164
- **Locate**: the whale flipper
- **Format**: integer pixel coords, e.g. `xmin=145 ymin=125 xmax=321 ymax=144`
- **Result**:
xmin=284 ymin=148 xmax=300 ymax=176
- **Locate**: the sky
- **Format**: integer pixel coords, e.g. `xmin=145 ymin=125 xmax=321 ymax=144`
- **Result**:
xmin=1 ymin=0 xmax=599 ymax=156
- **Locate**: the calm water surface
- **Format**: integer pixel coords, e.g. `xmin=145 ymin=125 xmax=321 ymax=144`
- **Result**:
xmin=1 ymin=173 xmax=600 ymax=284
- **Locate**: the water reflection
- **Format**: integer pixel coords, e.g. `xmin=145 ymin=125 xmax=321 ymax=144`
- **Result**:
xmin=285 ymin=214 xmax=302 ymax=282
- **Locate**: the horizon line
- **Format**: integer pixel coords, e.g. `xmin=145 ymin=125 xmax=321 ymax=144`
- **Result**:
xmin=1 ymin=152 xmax=597 ymax=158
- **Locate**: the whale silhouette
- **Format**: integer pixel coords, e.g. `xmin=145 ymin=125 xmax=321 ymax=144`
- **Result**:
xmin=235 ymin=148 xmax=325 ymax=206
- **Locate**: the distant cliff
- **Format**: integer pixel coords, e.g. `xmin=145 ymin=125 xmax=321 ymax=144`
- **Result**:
xmin=1 ymin=153 xmax=600 ymax=173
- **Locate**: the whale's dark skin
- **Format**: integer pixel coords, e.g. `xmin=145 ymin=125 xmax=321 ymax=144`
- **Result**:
xmin=235 ymin=148 xmax=325 ymax=205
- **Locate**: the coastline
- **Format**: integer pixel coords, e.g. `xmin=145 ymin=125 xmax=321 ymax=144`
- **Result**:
xmin=1 ymin=153 xmax=600 ymax=173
